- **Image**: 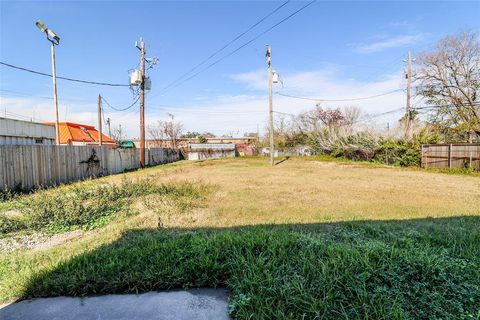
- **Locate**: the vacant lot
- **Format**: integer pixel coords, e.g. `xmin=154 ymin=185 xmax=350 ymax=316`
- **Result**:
xmin=1 ymin=158 xmax=479 ymax=319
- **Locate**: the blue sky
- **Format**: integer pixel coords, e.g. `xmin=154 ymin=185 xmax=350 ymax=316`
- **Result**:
xmin=1 ymin=0 xmax=479 ymax=137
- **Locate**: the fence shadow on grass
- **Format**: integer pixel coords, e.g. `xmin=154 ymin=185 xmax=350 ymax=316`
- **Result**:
xmin=10 ymin=216 xmax=480 ymax=319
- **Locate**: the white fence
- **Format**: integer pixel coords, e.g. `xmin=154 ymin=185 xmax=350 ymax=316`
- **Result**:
xmin=0 ymin=145 xmax=180 ymax=190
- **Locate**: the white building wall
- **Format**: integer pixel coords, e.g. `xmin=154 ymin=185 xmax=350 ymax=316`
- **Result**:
xmin=0 ymin=118 xmax=55 ymax=145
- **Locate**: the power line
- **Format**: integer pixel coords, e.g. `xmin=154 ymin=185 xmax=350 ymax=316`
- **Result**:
xmin=0 ymin=89 xmax=92 ymax=103
xmin=160 ymin=0 xmax=291 ymax=92
xmin=414 ymin=102 xmax=480 ymax=110
xmin=355 ymin=107 xmax=405 ymax=123
xmin=160 ymin=0 xmax=316 ymax=94
xmin=101 ymin=96 xmax=140 ymax=111
xmin=0 ymin=61 xmax=130 ymax=87
xmin=276 ymin=89 xmax=403 ymax=102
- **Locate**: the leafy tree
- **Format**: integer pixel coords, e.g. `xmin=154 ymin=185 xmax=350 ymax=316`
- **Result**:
xmin=197 ymin=135 xmax=208 ymax=143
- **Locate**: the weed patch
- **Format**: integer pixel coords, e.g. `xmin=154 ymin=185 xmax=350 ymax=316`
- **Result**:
xmin=1 ymin=178 xmax=210 ymax=234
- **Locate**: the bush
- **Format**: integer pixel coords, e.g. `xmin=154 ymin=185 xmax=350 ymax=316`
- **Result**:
xmin=309 ymin=128 xmax=442 ymax=167
xmin=330 ymin=148 xmax=344 ymax=158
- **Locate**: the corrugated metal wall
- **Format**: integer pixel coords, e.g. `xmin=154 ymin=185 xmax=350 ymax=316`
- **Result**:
xmin=0 ymin=145 xmax=180 ymax=190
xmin=0 ymin=118 xmax=55 ymax=145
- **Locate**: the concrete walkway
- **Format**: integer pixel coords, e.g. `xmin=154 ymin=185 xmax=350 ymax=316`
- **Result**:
xmin=0 ymin=289 xmax=230 ymax=320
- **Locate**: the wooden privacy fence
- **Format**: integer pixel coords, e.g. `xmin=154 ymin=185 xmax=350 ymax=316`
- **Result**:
xmin=421 ymin=143 xmax=480 ymax=170
xmin=0 ymin=145 xmax=180 ymax=190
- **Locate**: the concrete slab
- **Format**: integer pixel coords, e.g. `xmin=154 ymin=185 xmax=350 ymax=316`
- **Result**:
xmin=0 ymin=288 xmax=230 ymax=320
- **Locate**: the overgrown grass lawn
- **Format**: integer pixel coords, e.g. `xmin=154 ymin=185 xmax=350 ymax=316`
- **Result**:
xmin=1 ymin=158 xmax=479 ymax=319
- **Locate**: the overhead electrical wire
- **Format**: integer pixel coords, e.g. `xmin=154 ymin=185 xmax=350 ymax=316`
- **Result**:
xmin=101 ymin=96 xmax=140 ymax=111
xmin=160 ymin=0 xmax=291 ymax=92
xmin=354 ymin=107 xmax=405 ymax=124
xmin=413 ymin=102 xmax=480 ymax=110
xmin=0 ymin=89 xmax=93 ymax=103
xmin=275 ymin=89 xmax=404 ymax=102
xmin=159 ymin=0 xmax=316 ymax=94
xmin=0 ymin=61 xmax=130 ymax=87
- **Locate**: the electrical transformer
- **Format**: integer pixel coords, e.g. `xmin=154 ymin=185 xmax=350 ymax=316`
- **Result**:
xmin=130 ymin=70 xmax=142 ymax=86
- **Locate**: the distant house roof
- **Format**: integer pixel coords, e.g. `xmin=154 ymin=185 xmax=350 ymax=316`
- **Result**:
xmin=48 ymin=122 xmax=115 ymax=145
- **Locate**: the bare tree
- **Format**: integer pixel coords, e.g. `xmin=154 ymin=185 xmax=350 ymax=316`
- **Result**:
xmin=147 ymin=120 xmax=167 ymax=147
xmin=342 ymin=106 xmax=362 ymax=134
xmin=415 ymin=30 xmax=480 ymax=141
xmin=165 ymin=120 xmax=184 ymax=148
xmin=147 ymin=120 xmax=184 ymax=148
xmin=111 ymin=125 xmax=126 ymax=144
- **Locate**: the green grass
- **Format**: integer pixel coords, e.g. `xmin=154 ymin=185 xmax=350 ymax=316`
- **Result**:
xmin=0 ymin=177 xmax=210 ymax=234
xmin=12 ymin=217 xmax=480 ymax=319
xmin=1 ymin=159 xmax=479 ymax=319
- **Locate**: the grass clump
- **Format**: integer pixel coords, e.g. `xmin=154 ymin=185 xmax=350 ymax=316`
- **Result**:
xmin=0 ymin=215 xmax=26 ymax=234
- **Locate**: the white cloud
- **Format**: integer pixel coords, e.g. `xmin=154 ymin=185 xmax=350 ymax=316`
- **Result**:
xmin=1 ymin=66 xmax=412 ymax=137
xmin=147 ymin=67 xmax=409 ymax=135
xmin=355 ymin=34 xmax=423 ymax=53
xmin=0 ymin=96 xmax=142 ymax=138
xmin=230 ymin=70 xmax=267 ymax=90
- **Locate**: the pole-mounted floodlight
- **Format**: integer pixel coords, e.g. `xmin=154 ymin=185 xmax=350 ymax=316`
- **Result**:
xmin=35 ymin=19 xmax=60 ymax=45
xmin=35 ymin=20 xmax=47 ymax=33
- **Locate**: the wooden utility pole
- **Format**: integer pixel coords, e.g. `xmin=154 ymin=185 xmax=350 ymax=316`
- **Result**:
xmin=97 ymin=94 xmax=103 ymax=146
xmin=405 ymin=51 xmax=412 ymax=138
xmin=167 ymin=113 xmax=176 ymax=149
xmin=51 ymin=43 xmax=60 ymax=145
xmin=106 ymin=117 xmax=112 ymax=138
xmin=138 ymin=38 xmax=146 ymax=168
xmin=266 ymin=45 xmax=274 ymax=166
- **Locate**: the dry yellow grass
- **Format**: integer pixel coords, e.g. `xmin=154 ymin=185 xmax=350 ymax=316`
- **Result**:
xmin=132 ymin=158 xmax=480 ymax=228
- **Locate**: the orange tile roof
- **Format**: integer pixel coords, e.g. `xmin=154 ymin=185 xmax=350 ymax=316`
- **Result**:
xmin=48 ymin=122 xmax=116 ymax=145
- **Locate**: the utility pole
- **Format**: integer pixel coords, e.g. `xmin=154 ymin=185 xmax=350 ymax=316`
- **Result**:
xmin=98 ymin=94 xmax=103 ymax=146
xmin=266 ymin=45 xmax=274 ymax=166
xmin=167 ymin=113 xmax=176 ymax=149
xmin=137 ymin=38 xmax=146 ymax=168
xmin=405 ymin=51 xmax=412 ymax=138
xmin=106 ymin=117 xmax=112 ymax=138
xmin=51 ymin=44 xmax=60 ymax=145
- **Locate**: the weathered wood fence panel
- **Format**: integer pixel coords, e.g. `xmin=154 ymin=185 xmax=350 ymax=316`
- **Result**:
xmin=421 ymin=143 xmax=480 ymax=170
xmin=0 ymin=145 xmax=180 ymax=190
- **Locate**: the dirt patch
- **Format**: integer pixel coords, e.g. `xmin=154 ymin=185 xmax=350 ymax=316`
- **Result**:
xmin=0 ymin=230 xmax=83 ymax=253
xmin=34 ymin=230 xmax=83 ymax=251
xmin=2 ymin=210 xmax=22 ymax=218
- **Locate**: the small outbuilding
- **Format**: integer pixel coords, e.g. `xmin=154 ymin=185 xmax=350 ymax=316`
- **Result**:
xmin=0 ymin=117 xmax=55 ymax=145
xmin=53 ymin=122 xmax=116 ymax=146
xmin=187 ymin=143 xmax=236 ymax=160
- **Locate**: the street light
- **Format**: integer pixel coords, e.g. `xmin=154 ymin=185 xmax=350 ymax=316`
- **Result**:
xmin=35 ymin=19 xmax=61 ymax=144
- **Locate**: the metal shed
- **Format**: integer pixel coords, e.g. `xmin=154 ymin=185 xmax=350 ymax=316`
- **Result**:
xmin=0 ymin=117 xmax=55 ymax=145
xmin=187 ymin=143 xmax=236 ymax=160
